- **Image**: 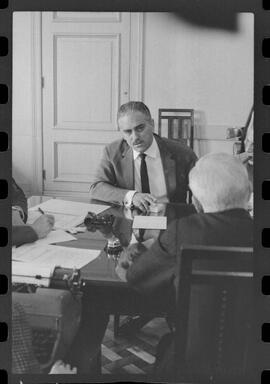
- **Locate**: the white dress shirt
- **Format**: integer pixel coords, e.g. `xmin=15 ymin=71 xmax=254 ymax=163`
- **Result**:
xmin=124 ymin=137 xmax=168 ymax=206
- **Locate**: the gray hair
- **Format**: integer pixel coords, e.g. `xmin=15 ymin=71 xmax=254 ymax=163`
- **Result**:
xmin=117 ymin=101 xmax=152 ymax=122
xmin=189 ymin=153 xmax=251 ymax=212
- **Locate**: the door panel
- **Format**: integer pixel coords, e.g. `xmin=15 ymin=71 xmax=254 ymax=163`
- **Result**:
xmin=42 ymin=12 xmax=140 ymax=200
xmin=53 ymin=12 xmax=121 ymax=23
xmin=54 ymin=142 xmax=105 ymax=182
xmin=55 ymin=34 xmax=120 ymax=130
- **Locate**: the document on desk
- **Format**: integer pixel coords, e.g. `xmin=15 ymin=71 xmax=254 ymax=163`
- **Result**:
xmin=28 ymin=199 xmax=109 ymax=230
xmin=27 ymin=209 xmax=85 ymax=229
xmin=12 ymin=244 xmax=100 ymax=270
xmin=51 ymin=212 xmax=87 ymax=230
xmin=31 ymin=229 xmax=76 ymax=246
xmin=132 ymin=215 xmax=167 ymax=230
xmin=29 ymin=198 xmax=109 ymax=216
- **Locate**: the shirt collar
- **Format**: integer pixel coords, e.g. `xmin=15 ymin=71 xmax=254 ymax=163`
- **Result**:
xmin=133 ymin=136 xmax=159 ymax=160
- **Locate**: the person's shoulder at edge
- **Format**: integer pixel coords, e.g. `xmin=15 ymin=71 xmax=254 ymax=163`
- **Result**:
xmin=12 ymin=178 xmax=28 ymax=222
xmin=171 ymin=208 xmax=253 ymax=239
xmin=177 ymin=209 xmax=253 ymax=246
xmin=148 ymin=209 xmax=253 ymax=271
xmin=177 ymin=208 xmax=253 ymax=223
xmin=12 ymin=225 xmax=38 ymax=247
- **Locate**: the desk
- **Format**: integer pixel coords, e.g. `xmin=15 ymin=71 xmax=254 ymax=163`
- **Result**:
xmin=21 ymin=198 xmax=196 ymax=373
xmin=52 ymin=202 xmax=196 ymax=314
xmin=27 ymin=197 xmax=195 ymax=313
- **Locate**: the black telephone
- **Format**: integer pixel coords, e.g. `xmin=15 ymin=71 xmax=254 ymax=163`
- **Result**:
xmin=84 ymin=211 xmax=115 ymax=232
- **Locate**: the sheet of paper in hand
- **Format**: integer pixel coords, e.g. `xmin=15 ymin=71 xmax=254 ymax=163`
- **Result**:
xmin=132 ymin=215 xmax=167 ymax=230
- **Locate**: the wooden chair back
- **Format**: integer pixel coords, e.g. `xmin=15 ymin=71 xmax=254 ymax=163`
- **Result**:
xmin=175 ymin=245 xmax=254 ymax=383
xmin=158 ymin=108 xmax=194 ymax=149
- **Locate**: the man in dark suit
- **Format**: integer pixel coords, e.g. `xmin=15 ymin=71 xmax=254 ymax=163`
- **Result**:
xmin=90 ymin=101 xmax=197 ymax=211
xmin=116 ymin=152 xmax=253 ymax=378
xmin=90 ymin=101 xmax=197 ymax=333
xmin=121 ymin=152 xmax=252 ymax=299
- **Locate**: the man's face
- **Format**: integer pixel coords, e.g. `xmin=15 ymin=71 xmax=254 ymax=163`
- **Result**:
xmin=118 ymin=111 xmax=154 ymax=153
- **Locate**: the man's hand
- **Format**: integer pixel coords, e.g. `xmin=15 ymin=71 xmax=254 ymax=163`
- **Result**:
xmin=119 ymin=243 xmax=147 ymax=268
xmin=31 ymin=214 xmax=55 ymax=239
xmin=132 ymin=192 xmax=157 ymax=213
xmin=118 ymin=249 xmax=133 ymax=270
xmin=116 ymin=243 xmax=147 ymax=281
xmin=115 ymin=249 xmax=131 ymax=282
xmin=12 ymin=210 xmax=25 ymax=226
xmin=128 ymin=242 xmax=147 ymax=260
xmin=49 ymin=360 xmax=77 ymax=374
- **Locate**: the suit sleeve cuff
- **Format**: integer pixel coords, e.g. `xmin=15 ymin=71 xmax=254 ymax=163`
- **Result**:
xmin=124 ymin=190 xmax=137 ymax=208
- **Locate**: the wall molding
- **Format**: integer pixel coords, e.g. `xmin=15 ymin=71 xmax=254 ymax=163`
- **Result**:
xmin=52 ymin=12 xmax=121 ymax=24
xmin=129 ymin=13 xmax=144 ymax=100
xmin=31 ymin=12 xmax=43 ymax=195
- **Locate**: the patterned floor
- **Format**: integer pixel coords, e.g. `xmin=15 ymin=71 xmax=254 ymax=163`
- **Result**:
xmin=101 ymin=315 xmax=170 ymax=375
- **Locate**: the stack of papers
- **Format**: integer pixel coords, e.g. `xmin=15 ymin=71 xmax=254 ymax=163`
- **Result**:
xmin=12 ymin=198 xmax=106 ymax=285
xmin=28 ymin=198 xmax=109 ymax=230
xmin=13 ymin=243 xmax=100 ymax=270
xmin=30 ymin=229 xmax=76 ymax=246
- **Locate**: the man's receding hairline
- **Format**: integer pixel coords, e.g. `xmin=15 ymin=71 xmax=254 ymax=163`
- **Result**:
xmin=117 ymin=111 xmax=152 ymax=123
xmin=117 ymin=101 xmax=152 ymax=122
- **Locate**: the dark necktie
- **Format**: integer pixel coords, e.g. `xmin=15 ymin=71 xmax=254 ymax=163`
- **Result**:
xmin=140 ymin=153 xmax=150 ymax=193
xmin=139 ymin=153 xmax=150 ymax=241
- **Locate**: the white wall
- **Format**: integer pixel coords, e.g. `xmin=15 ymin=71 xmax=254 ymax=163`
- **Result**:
xmin=143 ymin=13 xmax=254 ymax=157
xmin=12 ymin=12 xmax=254 ymax=195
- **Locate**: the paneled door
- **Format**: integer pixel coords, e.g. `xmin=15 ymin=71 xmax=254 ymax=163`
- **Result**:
xmin=42 ymin=12 xmax=143 ymax=200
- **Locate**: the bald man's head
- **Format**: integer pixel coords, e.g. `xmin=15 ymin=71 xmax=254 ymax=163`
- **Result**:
xmin=189 ymin=153 xmax=251 ymax=213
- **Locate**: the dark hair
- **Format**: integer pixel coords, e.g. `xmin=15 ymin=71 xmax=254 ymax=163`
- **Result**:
xmin=117 ymin=101 xmax=152 ymax=121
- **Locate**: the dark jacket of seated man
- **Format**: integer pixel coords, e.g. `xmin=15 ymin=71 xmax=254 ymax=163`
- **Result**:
xmin=12 ymin=178 xmax=28 ymax=220
xmin=126 ymin=208 xmax=253 ymax=299
xmin=127 ymin=208 xmax=253 ymax=381
xmin=12 ymin=178 xmax=39 ymax=246
xmin=123 ymin=152 xmax=253 ymax=380
xmin=90 ymin=134 xmax=197 ymax=205
xmin=125 ymin=152 xmax=253 ymax=301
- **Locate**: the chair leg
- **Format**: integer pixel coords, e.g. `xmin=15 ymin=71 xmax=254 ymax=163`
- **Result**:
xmin=114 ymin=314 xmax=120 ymax=338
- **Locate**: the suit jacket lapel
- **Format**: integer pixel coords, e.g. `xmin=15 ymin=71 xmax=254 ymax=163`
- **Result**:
xmin=120 ymin=143 xmax=134 ymax=190
xmin=156 ymin=136 xmax=176 ymax=198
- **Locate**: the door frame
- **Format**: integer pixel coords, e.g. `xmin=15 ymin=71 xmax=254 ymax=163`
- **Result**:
xmin=31 ymin=12 xmax=43 ymax=195
xmin=31 ymin=12 xmax=144 ymax=195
